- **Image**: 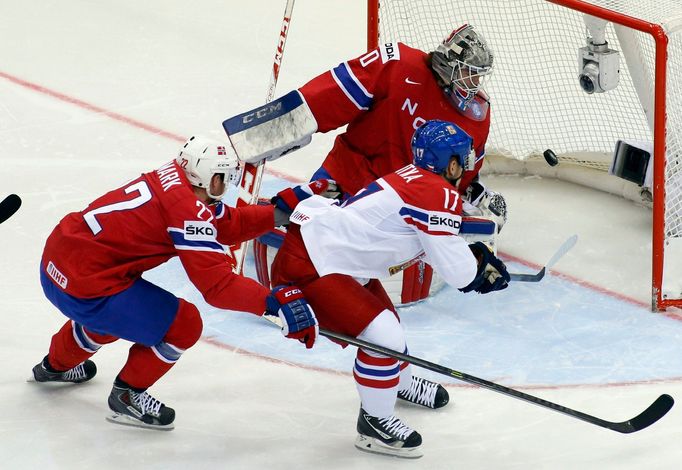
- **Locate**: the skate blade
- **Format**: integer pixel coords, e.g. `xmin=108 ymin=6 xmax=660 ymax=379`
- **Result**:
xmin=106 ymin=412 xmax=174 ymax=431
xmin=354 ymin=434 xmax=423 ymax=459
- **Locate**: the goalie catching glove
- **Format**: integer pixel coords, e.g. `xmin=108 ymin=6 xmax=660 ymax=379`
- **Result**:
xmin=463 ymin=180 xmax=508 ymax=233
xmin=271 ymin=179 xmax=340 ymax=223
xmin=459 ymin=242 xmax=510 ymax=294
xmin=265 ymin=286 xmax=319 ymax=348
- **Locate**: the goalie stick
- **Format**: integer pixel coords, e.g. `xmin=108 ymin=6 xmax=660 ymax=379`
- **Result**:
xmin=230 ymin=0 xmax=296 ymax=274
xmin=509 ymin=234 xmax=578 ymax=282
xmin=0 ymin=194 xmax=21 ymax=224
xmin=319 ymin=327 xmax=674 ymax=434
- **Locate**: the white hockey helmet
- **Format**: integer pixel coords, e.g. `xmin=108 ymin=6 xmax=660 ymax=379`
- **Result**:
xmin=176 ymin=135 xmax=242 ymax=200
xmin=432 ymin=24 xmax=494 ymax=105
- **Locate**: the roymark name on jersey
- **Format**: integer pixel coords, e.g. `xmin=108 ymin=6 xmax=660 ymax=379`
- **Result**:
xmin=427 ymin=211 xmax=462 ymax=235
xmin=380 ymin=43 xmax=400 ymax=63
xmin=156 ymin=161 xmax=183 ymax=192
xmin=184 ymin=220 xmax=217 ymax=241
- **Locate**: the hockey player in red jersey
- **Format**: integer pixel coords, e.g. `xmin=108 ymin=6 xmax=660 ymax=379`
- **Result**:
xmin=269 ymin=120 xmax=511 ymax=458
xmin=225 ymin=24 xmax=507 ymax=230
xmin=30 ymin=136 xmax=319 ymax=430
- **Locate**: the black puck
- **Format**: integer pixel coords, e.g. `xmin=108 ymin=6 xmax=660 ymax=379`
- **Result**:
xmin=543 ymin=149 xmax=559 ymax=167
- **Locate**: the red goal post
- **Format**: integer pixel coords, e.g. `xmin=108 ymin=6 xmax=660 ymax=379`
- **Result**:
xmin=367 ymin=0 xmax=682 ymax=311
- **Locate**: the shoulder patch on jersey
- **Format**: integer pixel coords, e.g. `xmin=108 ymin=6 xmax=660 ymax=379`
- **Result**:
xmin=380 ymin=42 xmax=400 ymax=63
xmin=183 ymin=220 xmax=217 ymax=241
xmin=427 ymin=211 xmax=462 ymax=235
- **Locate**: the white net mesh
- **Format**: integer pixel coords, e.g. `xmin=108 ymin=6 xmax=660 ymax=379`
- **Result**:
xmin=376 ymin=0 xmax=682 ymax=305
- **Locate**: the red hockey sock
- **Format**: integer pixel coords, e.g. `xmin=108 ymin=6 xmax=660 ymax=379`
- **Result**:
xmin=118 ymin=299 xmax=202 ymax=390
xmin=48 ymin=320 xmax=117 ymax=371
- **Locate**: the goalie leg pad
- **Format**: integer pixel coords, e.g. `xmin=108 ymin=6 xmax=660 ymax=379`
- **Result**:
xmin=223 ymin=90 xmax=318 ymax=163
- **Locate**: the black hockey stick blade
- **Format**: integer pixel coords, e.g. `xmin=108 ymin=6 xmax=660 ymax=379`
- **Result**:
xmin=319 ymin=328 xmax=674 ymax=434
xmin=608 ymin=394 xmax=674 ymax=433
xmin=510 ymin=267 xmax=545 ymax=282
xmin=0 ymin=194 xmax=21 ymax=224
xmin=509 ymin=234 xmax=577 ymax=283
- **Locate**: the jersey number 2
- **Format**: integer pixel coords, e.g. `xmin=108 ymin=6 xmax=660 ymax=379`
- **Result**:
xmin=83 ymin=181 xmax=152 ymax=235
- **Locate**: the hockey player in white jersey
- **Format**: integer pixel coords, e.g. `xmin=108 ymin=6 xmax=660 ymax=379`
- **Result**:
xmin=269 ymin=120 xmax=510 ymax=458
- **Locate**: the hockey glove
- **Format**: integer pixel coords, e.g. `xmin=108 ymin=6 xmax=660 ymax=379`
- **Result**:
xmin=266 ymin=286 xmax=319 ymax=348
xmin=463 ymin=180 xmax=508 ymax=232
xmin=271 ymin=179 xmax=339 ymax=215
xmin=459 ymin=242 xmax=510 ymax=294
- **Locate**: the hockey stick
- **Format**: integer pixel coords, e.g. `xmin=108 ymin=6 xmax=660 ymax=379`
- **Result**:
xmin=509 ymin=234 xmax=578 ymax=282
xmin=319 ymin=327 xmax=673 ymax=434
xmin=231 ymin=0 xmax=296 ymax=274
xmin=0 ymin=194 xmax=21 ymax=224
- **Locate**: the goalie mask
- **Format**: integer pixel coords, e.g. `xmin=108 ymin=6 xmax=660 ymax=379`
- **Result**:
xmin=177 ymin=135 xmax=242 ymax=200
xmin=411 ymin=120 xmax=475 ymax=175
xmin=432 ymin=24 xmax=494 ymax=109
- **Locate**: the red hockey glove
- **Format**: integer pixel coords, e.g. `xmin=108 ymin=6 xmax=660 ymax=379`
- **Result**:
xmin=265 ymin=286 xmax=318 ymax=348
xmin=271 ymin=179 xmax=339 ymax=215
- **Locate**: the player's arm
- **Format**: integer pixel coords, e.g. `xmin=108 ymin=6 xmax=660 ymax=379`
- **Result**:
xmin=213 ymin=202 xmax=275 ymax=246
xmin=223 ymin=44 xmax=396 ymax=164
xmin=170 ymin=215 xmax=318 ymax=346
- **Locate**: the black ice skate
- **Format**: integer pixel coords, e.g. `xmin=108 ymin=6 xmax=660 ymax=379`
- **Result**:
xmin=398 ymin=376 xmax=449 ymax=409
xmin=29 ymin=356 xmax=97 ymax=384
xmin=355 ymin=408 xmax=423 ymax=459
xmin=106 ymin=380 xmax=175 ymax=431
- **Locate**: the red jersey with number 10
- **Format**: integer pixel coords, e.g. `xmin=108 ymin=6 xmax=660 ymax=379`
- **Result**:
xmin=299 ymin=42 xmax=490 ymax=195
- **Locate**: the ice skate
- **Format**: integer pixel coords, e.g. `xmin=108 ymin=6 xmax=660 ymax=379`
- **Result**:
xmin=106 ymin=381 xmax=175 ymax=431
xmin=355 ymin=407 xmax=423 ymax=459
xmin=29 ymin=356 xmax=97 ymax=384
xmin=398 ymin=376 xmax=449 ymax=409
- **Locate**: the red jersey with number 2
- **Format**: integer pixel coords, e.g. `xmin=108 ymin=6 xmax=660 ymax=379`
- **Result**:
xmin=41 ymin=160 xmax=273 ymax=315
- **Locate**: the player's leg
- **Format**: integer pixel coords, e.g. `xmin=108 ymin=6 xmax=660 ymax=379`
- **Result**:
xmin=31 ymin=320 xmax=116 ymax=383
xmin=303 ymin=274 xmax=423 ymax=459
xmin=31 ymin=268 xmax=118 ymax=383
xmin=98 ymin=280 xmax=202 ymax=430
xmin=363 ymin=279 xmax=449 ymax=410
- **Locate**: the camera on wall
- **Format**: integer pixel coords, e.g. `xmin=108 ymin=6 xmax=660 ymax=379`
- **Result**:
xmin=578 ymin=15 xmax=620 ymax=94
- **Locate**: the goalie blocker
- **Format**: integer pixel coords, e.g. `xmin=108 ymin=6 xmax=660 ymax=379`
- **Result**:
xmin=253 ymin=214 xmax=498 ymax=305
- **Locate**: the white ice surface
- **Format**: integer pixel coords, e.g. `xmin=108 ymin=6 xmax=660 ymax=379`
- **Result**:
xmin=1 ymin=2 xmax=682 ymax=469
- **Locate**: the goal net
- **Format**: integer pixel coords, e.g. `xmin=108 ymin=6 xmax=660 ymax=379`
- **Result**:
xmin=369 ymin=0 xmax=682 ymax=310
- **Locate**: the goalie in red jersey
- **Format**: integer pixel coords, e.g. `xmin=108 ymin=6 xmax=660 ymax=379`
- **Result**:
xmin=225 ymin=24 xmax=507 ymax=230
xmin=30 ymin=136 xmax=318 ymax=431
xmin=224 ymin=24 xmax=507 ymax=304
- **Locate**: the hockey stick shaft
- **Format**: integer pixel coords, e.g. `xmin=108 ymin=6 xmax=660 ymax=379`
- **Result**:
xmin=509 ymin=234 xmax=578 ymax=282
xmin=232 ymin=0 xmax=296 ymax=274
xmin=0 ymin=194 xmax=21 ymax=224
xmin=320 ymin=327 xmax=673 ymax=433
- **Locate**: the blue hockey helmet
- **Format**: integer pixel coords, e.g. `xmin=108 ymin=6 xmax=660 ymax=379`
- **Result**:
xmin=411 ymin=120 xmax=475 ymax=174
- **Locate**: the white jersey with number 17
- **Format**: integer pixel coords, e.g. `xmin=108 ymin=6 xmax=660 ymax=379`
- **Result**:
xmin=291 ymin=164 xmax=478 ymax=289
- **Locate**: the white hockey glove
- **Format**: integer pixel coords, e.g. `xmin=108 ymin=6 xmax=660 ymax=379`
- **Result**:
xmin=463 ymin=180 xmax=508 ymax=232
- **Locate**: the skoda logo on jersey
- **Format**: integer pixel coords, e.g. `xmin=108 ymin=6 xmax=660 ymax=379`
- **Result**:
xmin=184 ymin=220 xmax=217 ymax=241
xmin=380 ymin=42 xmax=400 ymax=63
xmin=428 ymin=212 xmax=462 ymax=235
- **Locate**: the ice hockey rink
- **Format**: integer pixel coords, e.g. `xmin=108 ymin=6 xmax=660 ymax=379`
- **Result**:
xmin=2 ymin=1 xmax=682 ymax=469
